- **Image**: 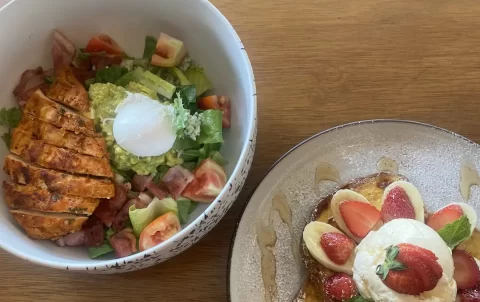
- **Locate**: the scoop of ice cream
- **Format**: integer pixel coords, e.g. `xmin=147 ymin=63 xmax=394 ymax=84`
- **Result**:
xmin=353 ymin=219 xmax=456 ymax=302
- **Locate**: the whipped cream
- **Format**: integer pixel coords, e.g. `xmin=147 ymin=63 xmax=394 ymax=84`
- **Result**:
xmin=353 ymin=219 xmax=457 ymax=302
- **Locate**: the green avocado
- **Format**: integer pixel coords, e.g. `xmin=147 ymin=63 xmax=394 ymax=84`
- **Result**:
xmin=88 ymin=83 xmax=182 ymax=175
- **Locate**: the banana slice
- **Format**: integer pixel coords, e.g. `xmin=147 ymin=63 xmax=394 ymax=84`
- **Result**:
xmin=303 ymin=221 xmax=356 ymax=274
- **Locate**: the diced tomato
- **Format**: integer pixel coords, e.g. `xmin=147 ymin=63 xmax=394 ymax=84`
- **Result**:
xmin=139 ymin=212 xmax=181 ymax=251
xmin=84 ymin=34 xmax=124 ymax=55
xmin=181 ymin=159 xmax=227 ymax=203
xmin=197 ymin=95 xmax=231 ymax=128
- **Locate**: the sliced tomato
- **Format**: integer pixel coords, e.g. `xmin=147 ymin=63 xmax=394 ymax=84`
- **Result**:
xmin=181 ymin=159 xmax=227 ymax=203
xmin=84 ymin=34 xmax=124 ymax=55
xmin=139 ymin=212 xmax=181 ymax=251
xmin=197 ymin=95 xmax=231 ymax=128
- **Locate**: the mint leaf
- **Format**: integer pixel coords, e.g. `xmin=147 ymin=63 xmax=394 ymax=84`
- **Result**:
xmin=437 ymin=215 xmax=471 ymax=248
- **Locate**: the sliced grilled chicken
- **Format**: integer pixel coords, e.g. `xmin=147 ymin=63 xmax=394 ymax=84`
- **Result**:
xmin=10 ymin=209 xmax=88 ymax=240
xmin=10 ymin=128 xmax=113 ymax=178
xmin=46 ymin=65 xmax=90 ymax=113
xmin=3 ymin=155 xmax=115 ymax=199
xmin=17 ymin=114 xmax=107 ymax=158
xmin=23 ymin=90 xmax=98 ymax=137
xmin=4 ymin=181 xmax=99 ymax=215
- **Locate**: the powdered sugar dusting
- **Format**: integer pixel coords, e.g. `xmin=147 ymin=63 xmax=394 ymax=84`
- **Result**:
xmin=230 ymin=121 xmax=480 ymax=302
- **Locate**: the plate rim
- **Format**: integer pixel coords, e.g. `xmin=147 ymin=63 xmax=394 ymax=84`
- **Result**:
xmin=226 ymin=118 xmax=479 ymax=301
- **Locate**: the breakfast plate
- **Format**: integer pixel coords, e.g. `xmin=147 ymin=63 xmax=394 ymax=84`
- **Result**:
xmin=228 ymin=120 xmax=480 ymax=301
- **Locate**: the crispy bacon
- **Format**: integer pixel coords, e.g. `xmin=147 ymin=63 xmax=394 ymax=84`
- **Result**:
xmin=109 ymin=228 xmax=137 ymax=258
xmin=132 ymin=175 xmax=152 ymax=192
xmin=162 ymin=166 xmax=194 ymax=199
xmin=52 ymin=30 xmax=76 ymax=71
xmin=56 ymin=216 xmax=104 ymax=247
xmin=94 ymin=183 xmax=130 ymax=227
xmin=13 ymin=67 xmax=53 ymax=106
xmin=146 ymin=181 xmax=170 ymax=200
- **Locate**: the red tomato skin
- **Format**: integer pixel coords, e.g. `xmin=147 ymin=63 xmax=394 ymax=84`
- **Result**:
xmin=84 ymin=34 xmax=123 ymax=55
xmin=181 ymin=159 xmax=227 ymax=203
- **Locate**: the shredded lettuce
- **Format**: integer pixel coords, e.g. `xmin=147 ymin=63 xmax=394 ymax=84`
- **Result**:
xmin=129 ymin=197 xmax=178 ymax=236
xmin=173 ymin=93 xmax=201 ymax=140
xmin=143 ymin=36 xmax=158 ymax=59
xmin=172 ymin=67 xmax=190 ymax=86
xmin=141 ymin=70 xmax=176 ymax=99
xmin=197 ymin=110 xmax=223 ymax=144
xmin=120 ymin=59 xmax=134 ymax=71
xmin=188 ymin=202 xmax=199 ymax=214
xmin=88 ymin=241 xmax=114 ymax=259
xmin=95 ymin=66 xmax=129 ymax=84
xmin=177 ymin=198 xmax=191 ymax=224
xmin=115 ymin=67 xmax=145 ymax=87
xmin=184 ymin=65 xmax=213 ymax=96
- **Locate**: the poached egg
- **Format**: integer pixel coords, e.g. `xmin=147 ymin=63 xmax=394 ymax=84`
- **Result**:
xmin=113 ymin=92 xmax=176 ymax=157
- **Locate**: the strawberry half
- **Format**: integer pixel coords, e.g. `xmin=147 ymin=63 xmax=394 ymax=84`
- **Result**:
xmin=320 ymin=232 xmax=355 ymax=265
xmin=381 ymin=186 xmax=415 ymax=222
xmin=453 ymin=250 xmax=480 ymax=290
xmin=339 ymin=201 xmax=381 ymax=238
xmin=427 ymin=204 xmax=463 ymax=231
xmin=324 ymin=273 xmax=358 ymax=301
xmin=376 ymin=244 xmax=443 ymax=295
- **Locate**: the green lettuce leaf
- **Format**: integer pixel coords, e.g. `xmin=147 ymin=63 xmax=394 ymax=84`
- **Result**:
xmin=172 ymin=68 xmax=190 ymax=86
xmin=437 ymin=215 xmax=471 ymax=248
xmin=95 ymin=66 xmax=129 ymax=84
xmin=0 ymin=107 xmax=22 ymax=128
xmin=88 ymin=241 xmax=114 ymax=259
xmin=176 ymin=198 xmax=191 ymax=224
xmin=209 ymin=151 xmax=228 ymax=166
xmin=182 ymin=162 xmax=197 ymax=171
xmin=197 ymin=110 xmax=223 ymax=144
xmin=174 ymin=137 xmax=201 ymax=151
xmin=180 ymin=149 xmax=201 ymax=161
xmin=1 ymin=132 xmax=11 ymax=148
xmin=184 ymin=65 xmax=213 ymax=96
xmin=188 ymin=202 xmax=199 ymax=214
xmin=143 ymin=36 xmax=157 ymax=59
xmin=129 ymin=197 xmax=178 ymax=236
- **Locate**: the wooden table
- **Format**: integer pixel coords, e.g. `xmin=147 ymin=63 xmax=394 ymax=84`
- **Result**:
xmin=2 ymin=0 xmax=480 ymax=301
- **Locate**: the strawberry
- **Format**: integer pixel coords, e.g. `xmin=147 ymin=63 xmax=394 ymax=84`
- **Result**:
xmin=320 ymin=232 xmax=355 ymax=265
xmin=376 ymin=244 xmax=443 ymax=295
xmin=381 ymin=186 xmax=415 ymax=222
xmin=427 ymin=204 xmax=463 ymax=231
xmin=324 ymin=273 xmax=358 ymax=301
xmin=453 ymin=250 xmax=480 ymax=290
xmin=339 ymin=201 xmax=382 ymax=238
xmin=459 ymin=288 xmax=480 ymax=302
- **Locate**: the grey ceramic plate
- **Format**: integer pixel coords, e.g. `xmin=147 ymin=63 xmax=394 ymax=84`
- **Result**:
xmin=228 ymin=120 xmax=480 ymax=302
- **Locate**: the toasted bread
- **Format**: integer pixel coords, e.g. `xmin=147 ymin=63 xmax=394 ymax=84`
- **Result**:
xmin=46 ymin=65 xmax=90 ymax=112
xmin=24 ymin=90 xmax=98 ymax=137
xmin=17 ymin=114 xmax=107 ymax=158
xmin=10 ymin=209 xmax=87 ymax=239
xmin=297 ymin=172 xmax=406 ymax=301
xmin=10 ymin=128 xmax=113 ymax=178
xmin=4 ymin=181 xmax=99 ymax=215
xmin=3 ymin=155 xmax=115 ymax=199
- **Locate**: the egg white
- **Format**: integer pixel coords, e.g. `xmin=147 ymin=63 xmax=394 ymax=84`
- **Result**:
xmin=330 ymin=189 xmax=372 ymax=243
xmin=382 ymin=181 xmax=425 ymax=223
xmin=303 ymin=221 xmax=356 ymax=274
xmin=113 ymin=93 xmax=176 ymax=157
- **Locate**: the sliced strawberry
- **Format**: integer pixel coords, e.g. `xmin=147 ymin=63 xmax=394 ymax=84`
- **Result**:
xmin=339 ymin=201 xmax=381 ymax=238
xmin=320 ymin=232 xmax=355 ymax=265
xmin=324 ymin=273 xmax=358 ymax=301
xmin=377 ymin=244 xmax=443 ymax=295
xmin=381 ymin=186 xmax=415 ymax=222
xmin=396 ymin=243 xmax=443 ymax=291
xmin=427 ymin=204 xmax=463 ymax=231
xmin=459 ymin=288 xmax=480 ymax=302
xmin=453 ymin=250 xmax=480 ymax=289
xmin=384 ymin=269 xmax=424 ymax=295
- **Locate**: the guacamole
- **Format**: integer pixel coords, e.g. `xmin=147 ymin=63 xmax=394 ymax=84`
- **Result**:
xmin=88 ymin=83 xmax=182 ymax=175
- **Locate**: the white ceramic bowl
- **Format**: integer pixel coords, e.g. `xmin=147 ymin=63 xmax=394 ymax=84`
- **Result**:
xmin=0 ymin=0 xmax=256 ymax=273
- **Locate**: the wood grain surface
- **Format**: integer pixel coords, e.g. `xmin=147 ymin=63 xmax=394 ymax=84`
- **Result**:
xmin=2 ymin=0 xmax=480 ymax=301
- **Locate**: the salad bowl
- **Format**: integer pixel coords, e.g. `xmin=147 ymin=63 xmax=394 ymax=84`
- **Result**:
xmin=0 ymin=0 xmax=256 ymax=273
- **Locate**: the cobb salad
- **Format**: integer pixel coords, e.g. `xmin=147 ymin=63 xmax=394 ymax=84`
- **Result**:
xmin=0 ymin=30 xmax=232 ymax=259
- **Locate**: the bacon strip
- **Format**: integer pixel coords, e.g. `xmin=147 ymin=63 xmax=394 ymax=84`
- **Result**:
xmin=52 ymin=30 xmax=76 ymax=71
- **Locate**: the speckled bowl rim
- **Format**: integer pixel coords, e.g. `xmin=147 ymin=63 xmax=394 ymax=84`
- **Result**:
xmin=226 ymin=119 xmax=479 ymax=301
xmin=0 ymin=0 xmax=257 ymax=271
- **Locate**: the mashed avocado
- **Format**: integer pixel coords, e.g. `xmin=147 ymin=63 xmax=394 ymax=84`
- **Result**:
xmin=88 ymin=83 xmax=182 ymax=175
